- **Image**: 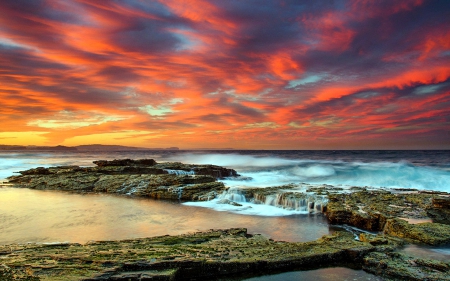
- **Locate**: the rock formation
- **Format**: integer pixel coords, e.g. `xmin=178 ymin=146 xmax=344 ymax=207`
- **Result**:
xmin=1 ymin=228 xmax=448 ymax=281
xmin=6 ymin=159 xmax=239 ymax=201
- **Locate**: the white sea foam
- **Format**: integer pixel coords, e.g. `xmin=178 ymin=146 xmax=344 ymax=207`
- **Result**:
xmin=166 ymin=153 xmax=300 ymax=167
xmin=183 ymin=199 xmax=310 ymax=216
xmin=164 ymin=169 xmax=195 ymax=176
xmin=290 ymin=165 xmax=336 ymax=177
xmin=0 ymin=158 xmax=41 ymax=180
xmin=221 ymin=158 xmax=450 ymax=191
xmin=1 ymin=151 xmax=449 ymax=192
xmin=431 ymin=248 xmax=450 ymax=255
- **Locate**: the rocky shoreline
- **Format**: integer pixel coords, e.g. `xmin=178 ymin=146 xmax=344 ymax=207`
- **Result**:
xmin=2 ymin=159 xmax=450 ymax=280
xmin=1 ymin=228 xmax=449 ymax=281
xmin=6 ymin=159 xmax=238 ymax=201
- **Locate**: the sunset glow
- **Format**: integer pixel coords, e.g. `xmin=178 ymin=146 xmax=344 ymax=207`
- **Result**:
xmin=1 ymin=0 xmax=449 ymax=149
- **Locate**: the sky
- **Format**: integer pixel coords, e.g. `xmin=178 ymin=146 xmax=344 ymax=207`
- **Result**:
xmin=0 ymin=0 xmax=449 ymax=149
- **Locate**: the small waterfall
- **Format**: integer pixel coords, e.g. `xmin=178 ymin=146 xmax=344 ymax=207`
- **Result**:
xmin=118 ymin=180 xmax=149 ymax=195
xmin=216 ymin=188 xmax=328 ymax=213
xmin=168 ymin=186 xmax=184 ymax=200
xmin=253 ymin=192 xmax=328 ymax=213
xmin=164 ymin=169 xmax=195 ymax=176
xmin=218 ymin=188 xmax=246 ymax=202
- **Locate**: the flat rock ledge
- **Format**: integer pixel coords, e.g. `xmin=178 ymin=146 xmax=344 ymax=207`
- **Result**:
xmin=1 ymin=228 xmax=449 ymax=281
xmin=221 ymin=184 xmax=450 ymax=245
xmin=325 ymin=188 xmax=450 ymax=245
xmin=6 ymin=159 xmax=239 ymax=201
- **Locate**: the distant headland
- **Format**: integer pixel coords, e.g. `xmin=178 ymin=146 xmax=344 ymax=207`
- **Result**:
xmin=0 ymin=144 xmax=180 ymax=151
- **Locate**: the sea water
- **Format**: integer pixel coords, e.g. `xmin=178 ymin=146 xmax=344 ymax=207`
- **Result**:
xmin=1 ymin=150 xmax=449 ymax=217
xmin=0 ymin=187 xmax=329 ymax=245
xmin=0 ymin=150 xmax=449 ymax=280
xmin=2 ymin=150 xmax=449 ymax=190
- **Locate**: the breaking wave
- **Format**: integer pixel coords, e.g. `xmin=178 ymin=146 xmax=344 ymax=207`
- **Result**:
xmin=162 ymin=152 xmax=450 ymax=192
xmin=221 ymin=158 xmax=450 ymax=191
xmin=1 ymin=150 xmax=449 ymax=192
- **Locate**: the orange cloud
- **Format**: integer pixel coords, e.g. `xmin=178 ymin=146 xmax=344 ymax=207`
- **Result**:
xmin=0 ymin=0 xmax=448 ymax=149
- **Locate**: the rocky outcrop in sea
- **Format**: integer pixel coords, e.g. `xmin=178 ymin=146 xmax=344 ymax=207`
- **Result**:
xmin=6 ymin=159 xmax=238 ymax=201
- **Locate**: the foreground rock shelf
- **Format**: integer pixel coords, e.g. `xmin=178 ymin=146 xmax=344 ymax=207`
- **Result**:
xmin=1 ymin=228 xmax=449 ymax=281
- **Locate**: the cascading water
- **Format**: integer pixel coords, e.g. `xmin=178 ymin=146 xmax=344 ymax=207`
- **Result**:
xmin=164 ymin=169 xmax=195 ymax=176
xmin=254 ymin=192 xmax=328 ymax=213
xmin=218 ymin=187 xmax=246 ymax=202
xmin=218 ymin=188 xmax=327 ymax=213
xmin=168 ymin=186 xmax=184 ymax=200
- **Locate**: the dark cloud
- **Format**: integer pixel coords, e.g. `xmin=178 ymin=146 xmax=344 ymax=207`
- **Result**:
xmin=0 ymin=45 xmax=69 ymax=73
xmin=110 ymin=18 xmax=184 ymax=53
xmin=134 ymin=120 xmax=198 ymax=130
xmin=187 ymin=113 xmax=237 ymax=124
xmin=294 ymin=79 xmax=450 ymax=116
xmin=213 ymin=95 xmax=265 ymax=119
xmin=96 ymin=66 xmax=142 ymax=82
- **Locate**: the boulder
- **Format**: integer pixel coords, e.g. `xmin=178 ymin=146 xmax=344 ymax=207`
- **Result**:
xmin=93 ymin=159 xmax=157 ymax=167
xmin=426 ymin=196 xmax=450 ymax=225
xmin=325 ymin=190 xmax=438 ymax=231
xmin=383 ymin=218 xmax=450 ymax=245
xmin=153 ymin=162 xmax=238 ymax=179
xmin=363 ymin=252 xmax=450 ymax=281
xmin=432 ymin=197 xmax=450 ymax=209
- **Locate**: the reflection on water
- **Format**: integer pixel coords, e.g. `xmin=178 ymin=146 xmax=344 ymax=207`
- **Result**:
xmin=0 ymin=188 xmax=329 ymax=245
xmin=400 ymin=244 xmax=450 ymax=261
xmin=240 ymin=267 xmax=383 ymax=281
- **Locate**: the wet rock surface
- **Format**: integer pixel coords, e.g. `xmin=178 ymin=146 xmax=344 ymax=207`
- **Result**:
xmin=427 ymin=197 xmax=450 ymax=225
xmin=0 ymin=229 xmax=378 ymax=281
xmin=325 ymin=189 xmax=434 ymax=230
xmin=6 ymin=159 xmax=238 ymax=201
xmin=1 ymin=228 xmax=448 ymax=281
xmin=363 ymin=252 xmax=450 ymax=281
xmin=319 ymin=188 xmax=450 ymax=248
xmin=383 ymin=218 xmax=450 ymax=245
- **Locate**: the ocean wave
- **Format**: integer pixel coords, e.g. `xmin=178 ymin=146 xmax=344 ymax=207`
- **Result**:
xmin=224 ymin=160 xmax=450 ymax=191
xmin=165 ymin=153 xmax=302 ymax=168
xmin=1 ymin=151 xmax=449 ymax=192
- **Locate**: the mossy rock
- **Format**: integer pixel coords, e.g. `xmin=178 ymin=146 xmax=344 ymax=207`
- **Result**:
xmin=0 ymin=229 xmax=377 ymax=281
xmin=383 ymin=218 xmax=450 ymax=245
xmin=363 ymin=252 xmax=450 ymax=281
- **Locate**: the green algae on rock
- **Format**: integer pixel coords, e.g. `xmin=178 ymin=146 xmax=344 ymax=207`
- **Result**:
xmin=2 ymin=228 xmax=449 ymax=281
xmin=0 ymin=229 xmax=376 ymax=281
xmin=6 ymin=159 xmax=239 ymax=201
xmin=427 ymin=197 xmax=450 ymax=225
xmin=363 ymin=252 xmax=450 ymax=281
xmin=383 ymin=218 xmax=450 ymax=245
xmin=325 ymin=189 xmax=450 ymax=229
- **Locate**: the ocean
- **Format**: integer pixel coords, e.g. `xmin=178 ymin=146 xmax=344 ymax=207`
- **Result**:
xmin=1 ymin=150 xmax=450 ymax=217
xmin=1 ymin=150 xmax=449 ymax=279
xmin=2 ymin=150 xmax=449 ymax=190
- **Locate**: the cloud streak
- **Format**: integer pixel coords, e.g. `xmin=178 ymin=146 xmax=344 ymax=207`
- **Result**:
xmin=0 ymin=0 xmax=449 ymax=149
